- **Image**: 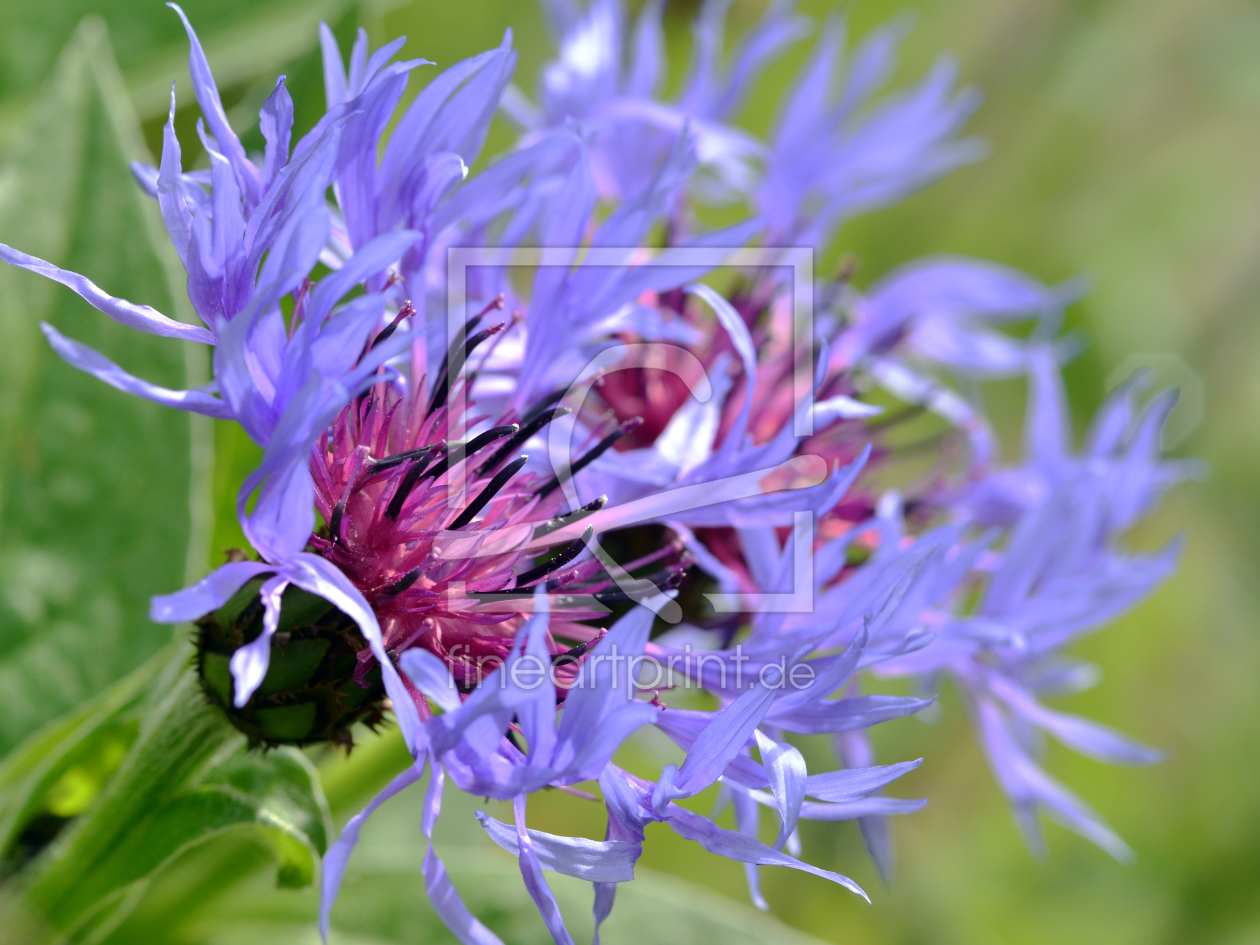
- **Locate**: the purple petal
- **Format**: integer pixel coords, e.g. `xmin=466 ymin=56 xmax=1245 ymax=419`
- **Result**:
xmin=627 ymin=0 xmax=664 ymax=96
xmin=308 ymin=230 xmax=419 ymax=324
xmin=987 ymin=674 xmax=1162 ymax=766
xmin=730 ymin=787 xmax=768 ymax=910
xmin=228 ymin=574 xmax=287 ymax=707
xmin=362 ymin=36 xmax=410 ymax=90
xmin=319 ymin=22 xmax=348 ymax=108
xmin=592 ymin=880 xmax=616 ymax=945
xmin=773 ymin=19 xmax=842 ymax=161
xmin=674 ymin=682 xmax=779 ymax=796
xmin=476 ymin=811 xmax=638 ymax=882
xmin=400 ymin=649 xmax=462 ymax=712
xmin=238 ymin=450 xmax=318 ymax=562
xmin=710 ymin=1 xmax=809 ymax=119
xmin=168 ymin=3 xmax=261 ymax=207
xmin=514 ymin=142 xmax=597 ymax=403
xmin=664 ymin=801 xmax=869 ymax=901
xmin=514 ymin=795 xmax=577 ymax=945
xmin=419 ymin=46 xmax=515 ymax=163
xmin=651 ymin=707 xmax=768 ymax=790
xmin=347 ymin=28 xmax=369 ymax=95
xmin=513 ymin=595 xmax=558 ymax=765
xmin=149 ymin=560 xmax=272 ymax=623
xmin=260 ymin=76 xmax=294 ymax=190
xmin=975 ymin=697 xmax=1133 ymax=860
xmin=321 ymin=762 xmax=424 ymax=941
xmin=422 ymin=761 xmax=506 ymax=945
xmin=688 ymin=283 xmax=756 ymax=453
xmin=754 ymin=729 xmax=806 ymax=850
xmin=805 ymin=758 xmax=923 ymax=803
xmin=796 ymin=797 xmax=927 ymax=820
xmin=285 ymin=553 xmax=425 ymax=754
xmin=1 ymin=246 xmax=214 ymax=343
xmin=156 ymin=87 xmax=192 ymax=266
xmin=40 ymin=324 xmax=231 ymax=418
xmin=556 ymin=605 xmax=653 ymax=743
xmin=835 ymin=730 xmax=896 ymax=883
xmin=771 ymin=694 xmax=936 ymax=735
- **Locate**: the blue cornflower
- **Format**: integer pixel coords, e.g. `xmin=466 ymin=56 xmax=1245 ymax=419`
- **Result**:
xmin=513 ymin=0 xmax=805 ymax=203
xmin=759 ymin=16 xmax=984 ymax=251
xmin=0 ymin=1 xmax=1193 ymax=941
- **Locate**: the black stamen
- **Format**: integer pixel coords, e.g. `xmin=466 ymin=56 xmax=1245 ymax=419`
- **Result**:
xmin=520 ymin=389 xmax=567 ymax=425
xmin=384 ymin=448 xmax=446 ymax=521
xmin=426 ymin=318 xmax=505 ymax=417
xmin=385 ymin=568 xmax=420 ymax=595
xmin=462 ymin=424 xmax=520 ymax=459
xmin=533 ymin=495 xmax=607 ymax=539
xmin=426 ymin=371 xmax=451 ymax=419
xmin=477 ymin=406 xmax=571 ymax=476
xmin=551 ymin=639 xmax=594 ymax=667
xmin=369 ymin=444 xmax=440 ymax=476
xmin=514 ymin=527 xmax=592 ymax=588
xmin=367 ymin=321 xmax=400 ymax=352
xmin=366 ymin=301 xmax=415 ymax=354
xmin=593 ymin=564 xmax=688 ymax=607
xmin=388 ymin=425 xmax=514 ymax=501
xmin=449 ymin=456 xmax=529 ymax=529
xmin=535 ymin=419 xmax=642 ymax=499
xmin=415 ymin=450 xmax=453 ymax=486
xmin=329 ymin=500 xmax=346 ymax=545
xmin=463 ymin=323 xmax=503 ymax=360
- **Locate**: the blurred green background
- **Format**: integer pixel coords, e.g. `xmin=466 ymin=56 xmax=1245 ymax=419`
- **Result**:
xmin=0 ymin=0 xmax=1257 ymax=943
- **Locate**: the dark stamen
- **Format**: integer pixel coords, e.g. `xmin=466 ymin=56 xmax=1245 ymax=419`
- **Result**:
xmin=532 ymin=495 xmax=607 ymax=539
xmin=462 ymin=424 xmax=520 ymax=459
xmin=514 ymin=527 xmax=592 ymax=588
xmin=593 ymin=564 xmax=688 ymax=607
xmin=551 ymin=639 xmax=594 ymax=667
xmin=329 ymin=500 xmax=346 ymax=545
xmin=426 ymin=316 xmax=506 ymax=417
xmin=384 ymin=568 xmax=420 ymax=595
xmin=477 ymin=406 xmax=571 ymax=476
xmin=463 ymin=323 xmax=504 ymax=359
xmin=449 ymin=456 xmax=529 ymax=529
xmin=535 ymin=418 xmax=642 ymax=499
xmin=384 ymin=447 xmax=447 ymax=521
xmin=366 ymin=301 xmax=415 ymax=354
xmin=520 ymin=389 xmax=567 ymax=425
xmin=415 ymin=450 xmax=453 ymax=486
xmin=369 ymin=444 xmax=440 ymax=476
xmin=397 ymin=425 xmax=516 ymax=502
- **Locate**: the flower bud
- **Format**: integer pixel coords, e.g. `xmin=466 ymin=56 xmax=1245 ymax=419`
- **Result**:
xmin=195 ymin=579 xmax=385 ymax=748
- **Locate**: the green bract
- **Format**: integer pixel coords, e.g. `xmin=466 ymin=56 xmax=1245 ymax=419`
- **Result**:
xmin=196 ymin=578 xmax=386 ymax=749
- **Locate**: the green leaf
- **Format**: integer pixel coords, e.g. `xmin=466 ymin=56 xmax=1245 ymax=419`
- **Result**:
xmin=0 ymin=0 xmax=404 ymax=146
xmin=112 ymin=851 xmax=835 ymax=945
xmin=0 ymin=20 xmax=211 ymax=755
xmin=0 ymin=647 xmax=161 ymax=872
xmin=94 ymin=739 xmax=833 ymax=945
xmin=3 ymin=652 xmax=332 ymax=941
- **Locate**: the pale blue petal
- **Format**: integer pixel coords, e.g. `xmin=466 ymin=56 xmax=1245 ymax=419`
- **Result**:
xmin=1 ymin=246 xmax=214 ymax=342
xmin=476 ymin=811 xmax=638 ymax=882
